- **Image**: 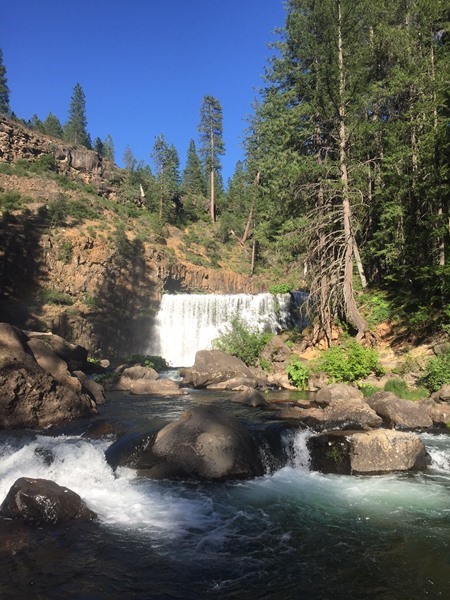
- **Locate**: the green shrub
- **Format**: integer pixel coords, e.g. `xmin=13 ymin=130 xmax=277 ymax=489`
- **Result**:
xmin=383 ymin=378 xmax=428 ymax=401
xmin=286 ymin=357 xmax=309 ymax=390
xmin=48 ymin=194 xmax=69 ymax=226
xmin=38 ymin=288 xmax=74 ymax=305
xmin=82 ymin=293 xmax=99 ymax=309
xmin=126 ymin=354 xmax=169 ymax=372
xmin=360 ymin=290 xmax=396 ymax=327
xmin=212 ymin=315 xmax=273 ymax=367
xmin=0 ymin=191 xmax=23 ymax=211
xmin=359 ymin=383 xmax=380 ymax=398
xmin=269 ymin=283 xmax=293 ymax=294
xmin=315 ymin=340 xmax=384 ymax=383
xmin=29 ymin=153 xmax=56 ymax=173
xmin=419 ymin=350 xmax=450 ymax=392
xmin=57 ymin=239 xmax=73 ymax=264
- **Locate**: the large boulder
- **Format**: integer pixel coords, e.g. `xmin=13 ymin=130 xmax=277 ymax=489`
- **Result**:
xmin=207 ymin=376 xmax=262 ymax=390
xmin=181 ymin=350 xmax=265 ymax=389
xmin=0 ymin=477 xmax=96 ymax=524
xmin=418 ymin=398 xmax=450 ymax=427
xmin=431 ymin=384 xmax=450 ymax=403
xmin=315 ymin=383 xmax=364 ymax=406
xmin=111 ymin=365 xmax=185 ymax=395
xmin=308 ymin=429 xmax=430 ymax=475
xmin=0 ymin=323 xmax=97 ymax=429
xmin=366 ymin=392 xmax=433 ymax=429
xmin=106 ymin=406 xmax=264 ymax=481
xmin=26 ymin=332 xmax=88 ymax=372
xmin=73 ymin=370 xmax=106 ymax=405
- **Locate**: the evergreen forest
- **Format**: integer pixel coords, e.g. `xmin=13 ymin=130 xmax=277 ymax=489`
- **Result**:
xmin=0 ymin=0 xmax=449 ymax=344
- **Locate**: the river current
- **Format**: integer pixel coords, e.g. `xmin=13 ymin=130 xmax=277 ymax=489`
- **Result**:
xmin=0 ymin=390 xmax=449 ymax=599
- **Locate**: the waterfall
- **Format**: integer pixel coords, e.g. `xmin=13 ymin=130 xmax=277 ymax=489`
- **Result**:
xmin=147 ymin=292 xmax=302 ymax=367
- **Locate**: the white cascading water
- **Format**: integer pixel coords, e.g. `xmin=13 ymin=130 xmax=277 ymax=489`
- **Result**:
xmin=147 ymin=292 xmax=296 ymax=367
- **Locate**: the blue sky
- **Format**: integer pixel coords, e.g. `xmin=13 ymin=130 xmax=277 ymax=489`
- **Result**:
xmin=2 ymin=1 xmax=285 ymax=182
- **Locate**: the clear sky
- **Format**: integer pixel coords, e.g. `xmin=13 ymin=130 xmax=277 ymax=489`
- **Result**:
xmin=1 ymin=0 xmax=285 ymax=182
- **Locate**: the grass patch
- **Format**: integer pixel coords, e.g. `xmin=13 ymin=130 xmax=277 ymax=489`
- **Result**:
xmin=384 ymin=378 xmax=428 ymax=401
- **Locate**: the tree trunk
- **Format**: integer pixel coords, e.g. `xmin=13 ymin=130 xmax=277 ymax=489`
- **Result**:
xmin=210 ymin=168 xmax=215 ymax=223
xmin=337 ymin=0 xmax=368 ymax=340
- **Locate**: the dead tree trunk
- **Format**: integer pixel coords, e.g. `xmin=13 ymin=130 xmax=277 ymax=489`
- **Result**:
xmin=337 ymin=1 xmax=369 ymax=340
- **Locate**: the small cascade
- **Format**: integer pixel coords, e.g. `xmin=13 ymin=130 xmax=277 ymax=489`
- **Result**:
xmin=285 ymin=428 xmax=313 ymax=471
xmin=148 ymin=292 xmax=305 ymax=367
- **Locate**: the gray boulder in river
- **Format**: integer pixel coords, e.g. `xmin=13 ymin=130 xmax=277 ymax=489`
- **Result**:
xmin=106 ymin=405 xmax=264 ymax=481
xmin=308 ymin=429 xmax=431 ymax=475
xmin=0 ymin=477 xmax=96 ymax=524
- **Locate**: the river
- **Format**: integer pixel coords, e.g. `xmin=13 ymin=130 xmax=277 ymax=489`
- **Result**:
xmin=0 ymin=390 xmax=449 ymax=599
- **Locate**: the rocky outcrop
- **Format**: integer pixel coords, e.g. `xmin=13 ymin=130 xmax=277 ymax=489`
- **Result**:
xmin=0 ymin=477 xmax=96 ymax=524
xmin=366 ymin=392 xmax=433 ymax=429
xmin=308 ymin=429 xmax=430 ymax=475
xmin=0 ymin=116 xmax=105 ymax=183
xmin=181 ymin=350 xmax=268 ymax=389
xmin=106 ymin=406 xmax=264 ymax=481
xmin=0 ymin=322 xmax=97 ymax=429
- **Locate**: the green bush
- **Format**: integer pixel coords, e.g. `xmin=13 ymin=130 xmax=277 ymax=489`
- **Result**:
xmin=126 ymin=354 xmax=169 ymax=372
xmin=360 ymin=290 xmax=396 ymax=327
xmin=29 ymin=154 xmax=56 ymax=173
xmin=48 ymin=194 xmax=69 ymax=226
xmin=38 ymin=288 xmax=74 ymax=305
xmin=419 ymin=350 xmax=450 ymax=392
xmin=0 ymin=191 xmax=23 ymax=211
xmin=285 ymin=357 xmax=309 ymax=390
xmin=383 ymin=378 xmax=428 ymax=401
xmin=315 ymin=340 xmax=384 ymax=383
xmin=57 ymin=239 xmax=73 ymax=264
xmin=212 ymin=315 xmax=273 ymax=367
xmin=359 ymin=383 xmax=380 ymax=398
xmin=269 ymin=283 xmax=293 ymax=294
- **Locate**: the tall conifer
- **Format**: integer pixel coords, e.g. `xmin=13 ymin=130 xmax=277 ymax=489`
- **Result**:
xmin=0 ymin=48 xmax=10 ymax=115
xmin=63 ymin=83 xmax=90 ymax=147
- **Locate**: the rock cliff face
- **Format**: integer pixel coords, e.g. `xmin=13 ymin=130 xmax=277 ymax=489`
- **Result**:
xmin=0 ymin=116 xmax=111 ymax=186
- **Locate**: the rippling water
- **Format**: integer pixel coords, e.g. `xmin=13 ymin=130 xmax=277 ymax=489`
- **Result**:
xmin=0 ymin=391 xmax=449 ymax=599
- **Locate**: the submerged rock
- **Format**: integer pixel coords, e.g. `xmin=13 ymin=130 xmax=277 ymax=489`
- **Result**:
xmin=231 ymin=387 xmax=270 ymax=408
xmin=308 ymin=429 xmax=431 ymax=475
xmin=0 ymin=477 xmax=96 ymax=524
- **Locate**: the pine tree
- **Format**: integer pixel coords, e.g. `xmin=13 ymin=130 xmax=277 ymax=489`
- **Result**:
xmin=63 ymin=83 xmax=90 ymax=147
xmin=43 ymin=113 xmax=63 ymax=138
xmin=0 ymin=48 xmax=10 ymax=115
xmin=102 ymin=134 xmax=115 ymax=162
xmin=123 ymin=145 xmax=137 ymax=172
xmin=181 ymin=139 xmax=206 ymax=195
xmin=151 ymin=134 xmax=180 ymax=221
xmin=198 ymin=95 xmax=225 ymax=222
